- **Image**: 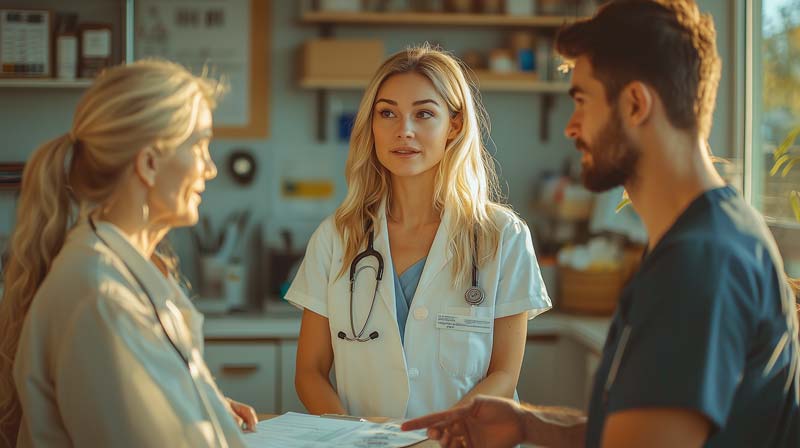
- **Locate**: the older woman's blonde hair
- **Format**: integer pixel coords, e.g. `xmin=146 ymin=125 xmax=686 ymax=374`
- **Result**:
xmin=0 ymin=59 xmax=225 ymax=447
xmin=335 ymin=44 xmax=512 ymax=287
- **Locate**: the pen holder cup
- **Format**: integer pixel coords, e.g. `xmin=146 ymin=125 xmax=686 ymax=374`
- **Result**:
xmin=200 ymin=255 xmax=225 ymax=298
xmin=224 ymin=262 xmax=247 ymax=310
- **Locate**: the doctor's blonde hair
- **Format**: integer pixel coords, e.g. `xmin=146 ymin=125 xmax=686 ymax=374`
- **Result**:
xmin=335 ymin=45 xmax=512 ymax=287
xmin=0 ymin=59 xmax=224 ymax=447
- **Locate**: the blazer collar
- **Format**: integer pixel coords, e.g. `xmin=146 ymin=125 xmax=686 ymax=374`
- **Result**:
xmin=90 ymin=219 xmax=196 ymax=353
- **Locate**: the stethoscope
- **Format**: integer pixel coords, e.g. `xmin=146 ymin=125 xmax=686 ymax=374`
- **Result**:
xmin=337 ymin=226 xmax=485 ymax=343
xmin=88 ymin=217 xmax=230 ymax=448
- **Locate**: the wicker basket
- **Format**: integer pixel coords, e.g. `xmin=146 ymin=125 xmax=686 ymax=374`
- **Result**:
xmin=558 ymin=267 xmax=625 ymax=315
xmin=558 ymin=246 xmax=644 ymax=316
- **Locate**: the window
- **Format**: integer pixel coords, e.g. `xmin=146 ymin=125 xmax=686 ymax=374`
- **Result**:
xmin=752 ymin=0 xmax=800 ymax=277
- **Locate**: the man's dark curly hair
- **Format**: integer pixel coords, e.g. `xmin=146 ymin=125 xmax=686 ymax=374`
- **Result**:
xmin=556 ymin=0 xmax=721 ymax=139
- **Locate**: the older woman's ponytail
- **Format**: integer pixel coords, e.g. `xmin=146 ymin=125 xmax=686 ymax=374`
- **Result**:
xmin=0 ymin=133 xmax=75 ymax=447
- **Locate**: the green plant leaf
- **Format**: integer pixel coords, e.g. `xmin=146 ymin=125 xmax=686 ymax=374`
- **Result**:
xmin=774 ymin=126 xmax=800 ymax=160
xmin=614 ymin=189 xmax=631 ymax=213
xmin=791 ymin=191 xmax=800 ymax=222
xmin=615 ymin=198 xmax=631 ymax=213
xmin=770 ymin=154 xmax=791 ymax=176
xmin=780 ymin=157 xmax=800 ymax=177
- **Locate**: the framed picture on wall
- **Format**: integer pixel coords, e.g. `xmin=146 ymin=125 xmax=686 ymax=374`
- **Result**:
xmin=129 ymin=0 xmax=270 ymax=138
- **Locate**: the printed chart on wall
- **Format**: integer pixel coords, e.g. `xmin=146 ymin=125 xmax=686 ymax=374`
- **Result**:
xmin=132 ymin=0 xmax=269 ymax=138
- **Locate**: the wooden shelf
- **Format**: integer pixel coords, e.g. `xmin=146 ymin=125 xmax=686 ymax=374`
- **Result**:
xmin=300 ymin=11 xmax=584 ymax=27
xmin=0 ymin=78 xmax=92 ymax=88
xmin=299 ymin=70 xmax=570 ymax=93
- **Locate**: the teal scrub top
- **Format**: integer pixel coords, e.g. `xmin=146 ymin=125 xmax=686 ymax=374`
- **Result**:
xmin=393 ymin=257 xmax=427 ymax=346
xmin=585 ymin=186 xmax=799 ymax=448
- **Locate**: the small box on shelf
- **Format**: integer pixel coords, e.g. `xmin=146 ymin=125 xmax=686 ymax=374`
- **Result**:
xmin=78 ymin=23 xmax=112 ymax=79
xmin=299 ymin=38 xmax=384 ymax=84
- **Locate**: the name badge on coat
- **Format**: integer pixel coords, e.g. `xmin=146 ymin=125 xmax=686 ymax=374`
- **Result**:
xmin=436 ymin=312 xmax=492 ymax=334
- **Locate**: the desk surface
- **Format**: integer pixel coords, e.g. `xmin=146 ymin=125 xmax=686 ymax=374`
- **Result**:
xmin=257 ymin=414 xmax=438 ymax=447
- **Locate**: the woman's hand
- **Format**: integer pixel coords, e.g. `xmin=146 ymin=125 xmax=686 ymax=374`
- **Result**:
xmin=226 ymin=397 xmax=258 ymax=432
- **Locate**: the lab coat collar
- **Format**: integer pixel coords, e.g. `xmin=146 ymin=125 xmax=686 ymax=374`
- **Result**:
xmin=373 ymin=201 xmax=454 ymax=316
xmin=374 ymin=201 xmax=399 ymax=331
xmin=416 ymin=210 xmax=453 ymax=294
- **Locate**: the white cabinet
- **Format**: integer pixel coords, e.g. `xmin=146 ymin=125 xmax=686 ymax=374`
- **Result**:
xmin=279 ymin=340 xmax=307 ymax=413
xmin=203 ymin=339 xmax=307 ymax=415
xmin=518 ymin=333 xmax=597 ymax=411
xmin=518 ymin=334 xmax=560 ymax=406
xmin=204 ymin=341 xmax=279 ymax=414
xmin=584 ymin=351 xmax=601 ymax=407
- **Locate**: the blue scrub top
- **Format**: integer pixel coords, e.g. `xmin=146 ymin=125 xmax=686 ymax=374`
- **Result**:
xmin=393 ymin=257 xmax=427 ymax=346
xmin=585 ymin=186 xmax=799 ymax=448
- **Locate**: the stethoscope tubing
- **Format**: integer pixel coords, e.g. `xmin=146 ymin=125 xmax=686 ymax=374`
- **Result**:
xmin=339 ymin=226 xmax=484 ymax=343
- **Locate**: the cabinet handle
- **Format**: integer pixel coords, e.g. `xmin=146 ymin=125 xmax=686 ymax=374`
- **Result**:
xmin=220 ymin=364 xmax=260 ymax=375
xmin=527 ymin=334 xmax=559 ymax=343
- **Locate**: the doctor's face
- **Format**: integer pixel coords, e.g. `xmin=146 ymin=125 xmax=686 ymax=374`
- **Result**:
xmin=371 ymin=72 xmax=461 ymax=180
xmin=564 ymin=57 xmax=640 ymax=192
xmin=149 ymin=99 xmax=217 ymax=228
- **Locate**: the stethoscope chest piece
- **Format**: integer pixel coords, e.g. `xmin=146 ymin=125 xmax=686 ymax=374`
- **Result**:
xmin=464 ymin=286 xmax=485 ymax=306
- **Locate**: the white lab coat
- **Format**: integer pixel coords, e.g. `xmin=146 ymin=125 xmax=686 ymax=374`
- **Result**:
xmin=286 ymin=202 xmax=551 ymax=418
xmin=13 ymin=221 xmax=245 ymax=448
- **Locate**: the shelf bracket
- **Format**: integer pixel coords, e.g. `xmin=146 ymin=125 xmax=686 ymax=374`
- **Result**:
xmin=539 ymin=93 xmax=556 ymax=142
xmin=313 ymin=18 xmax=334 ymax=142
xmin=316 ymin=89 xmax=327 ymax=142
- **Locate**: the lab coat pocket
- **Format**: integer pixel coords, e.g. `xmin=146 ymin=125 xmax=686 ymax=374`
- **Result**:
xmin=438 ymin=306 xmax=494 ymax=378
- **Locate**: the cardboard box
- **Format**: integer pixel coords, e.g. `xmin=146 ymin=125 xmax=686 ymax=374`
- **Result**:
xmin=300 ymin=39 xmax=384 ymax=80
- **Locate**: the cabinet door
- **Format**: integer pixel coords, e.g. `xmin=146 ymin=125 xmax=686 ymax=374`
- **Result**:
xmin=584 ymin=350 xmax=601 ymax=408
xmin=279 ymin=340 xmax=307 ymax=413
xmin=204 ymin=341 xmax=279 ymax=414
xmin=554 ymin=336 xmax=590 ymax=410
xmin=518 ymin=335 xmax=560 ymax=406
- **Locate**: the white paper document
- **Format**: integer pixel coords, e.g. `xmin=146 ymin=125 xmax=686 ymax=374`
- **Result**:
xmin=242 ymin=412 xmax=428 ymax=448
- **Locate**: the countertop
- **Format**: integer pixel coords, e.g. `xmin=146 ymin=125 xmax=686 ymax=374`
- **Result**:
xmin=202 ymin=300 xmax=612 ymax=352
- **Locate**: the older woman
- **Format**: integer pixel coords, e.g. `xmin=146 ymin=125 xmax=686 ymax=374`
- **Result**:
xmin=0 ymin=60 xmax=255 ymax=448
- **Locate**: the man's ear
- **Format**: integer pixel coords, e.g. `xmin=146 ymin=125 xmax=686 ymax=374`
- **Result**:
xmin=447 ymin=112 xmax=464 ymax=141
xmin=620 ymin=81 xmax=653 ymax=128
xmin=134 ymin=146 xmax=159 ymax=188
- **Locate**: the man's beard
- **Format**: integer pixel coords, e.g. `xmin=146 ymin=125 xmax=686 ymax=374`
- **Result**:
xmin=576 ymin=108 xmax=641 ymax=193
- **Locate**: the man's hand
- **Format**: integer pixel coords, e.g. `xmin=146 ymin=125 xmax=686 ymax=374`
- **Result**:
xmin=226 ymin=397 xmax=257 ymax=432
xmin=401 ymin=396 xmax=526 ymax=448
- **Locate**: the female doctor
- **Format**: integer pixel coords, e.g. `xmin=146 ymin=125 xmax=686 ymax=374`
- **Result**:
xmin=0 ymin=60 xmax=255 ymax=447
xmin=288 ymin=46 xmax=552 ymax=419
